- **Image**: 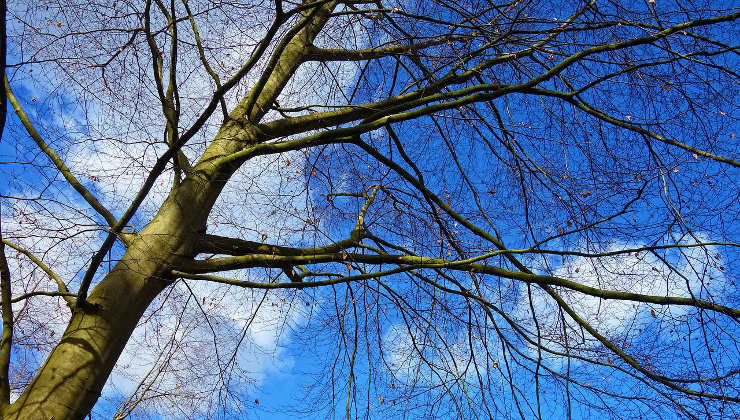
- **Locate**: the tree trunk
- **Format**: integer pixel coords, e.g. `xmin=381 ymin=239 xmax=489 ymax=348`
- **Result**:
xmin=2 ymin=178 xmax=212 ymax=419
xmin=1 ymin=2 xmax=335 ymax=417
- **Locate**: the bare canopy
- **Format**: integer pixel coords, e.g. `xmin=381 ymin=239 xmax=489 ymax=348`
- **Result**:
xmin=0 ymin=0 xmax=738 ymax=418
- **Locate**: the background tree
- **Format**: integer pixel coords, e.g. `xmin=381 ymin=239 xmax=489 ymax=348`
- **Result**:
xmin=0 ymin=0 xmax=738 ymax=418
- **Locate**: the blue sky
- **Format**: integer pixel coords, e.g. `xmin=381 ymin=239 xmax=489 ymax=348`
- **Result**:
xmin=2 ymin=1 xmax=739 ymax=418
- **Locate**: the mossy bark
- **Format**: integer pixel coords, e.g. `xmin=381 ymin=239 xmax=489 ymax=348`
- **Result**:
xmin=1 ymin=3 xmax=336 ymax=417
xmin=2 ymin=179 xmax=211 ymax=419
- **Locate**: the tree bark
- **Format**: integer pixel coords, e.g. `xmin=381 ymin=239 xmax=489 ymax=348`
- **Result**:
xmin=2 ymin=182 xmax=208 ymax=419
xmin=1 ymin=2 xmax=336 ymax=417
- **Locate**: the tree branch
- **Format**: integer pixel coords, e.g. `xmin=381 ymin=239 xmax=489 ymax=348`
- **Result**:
xmin=194 ymin=233 xmax=361 ymax=257
xmin=178 ymin=251 xmax=738 ymax=319
xmin=1 ymin=239 xmax=75 ymax=307
xmin=528 ymin=88 xmax=740 ymax=167
xmin=4 ymin=76 xmax=120 ymax=231
xmin=305 ymin=36 xmax=466 ymax=61
xmin=543 ymin=284 xmax=738 ymax=402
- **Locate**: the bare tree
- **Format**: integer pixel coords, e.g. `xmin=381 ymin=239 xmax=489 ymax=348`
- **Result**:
xmin=1 ymin=0 xmax=738 ymax=418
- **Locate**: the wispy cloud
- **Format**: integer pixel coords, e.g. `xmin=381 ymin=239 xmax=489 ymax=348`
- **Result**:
xmin=514 ymin=234 xmax=728 ymax=365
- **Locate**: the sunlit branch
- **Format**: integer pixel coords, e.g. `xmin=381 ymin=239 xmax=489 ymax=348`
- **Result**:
xmin=1 ymin=239 xmax=75 ymax=307
xmin=306 ymin=36 xmax=467 ymax=61
xmin=238 ymin=82 xmax=514 ymax=149
xmin=177 ymin=251 xmax=738 ymax=318
xmin=4 ymin=76 xmax=119 ymax=232
xmin=211 ymin=132 xmax=355 ymax=168
xmin=521 ymin=11 xmax=740 ymax=89
xmin=242 ymin=1 xmax=336 ymax=121
xmin=354 ymin=185 xmax=380 ymax=232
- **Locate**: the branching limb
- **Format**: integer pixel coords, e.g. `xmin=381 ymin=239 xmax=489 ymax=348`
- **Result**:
xmin=9 ymin=291 xmax=78 ymax=304
xmin=306 ymin=36 xmax=467 ymax=61
xmin=76 ymin=0 xmax=338 ymax=309
xmin=543 ymin=284 xmax=739 ymax=402
xmin=219 ymin=11 xmax=740 ymax=154
xmin=528 ymin=88 xmax=740 ymax=167
xmin=177 ymin=252 xmax=739 ymax=319
xmin=193 ymin=233 xmax=361 ymax=257
xmin=242 ymin=1 xmax=336 ymax=121
xmin=181 ymin=0 xmax=227 ymax=120
xmin=353 ymin=185 xmax=380 ymax=233
xmin=147 ymin=0 xmax=190 ymax=185
xmin=1 ymin=239 xmax=75 ymax=308
xmin=4 ymin=75 xmax=120 ymax=233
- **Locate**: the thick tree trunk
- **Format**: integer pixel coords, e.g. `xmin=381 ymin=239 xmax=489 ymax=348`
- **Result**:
xmin=4 ymin=261 xmax=167 ymax=419
xmin=2 ymin=178 xmax=212 ymax=419
xmin=1 ymin=3 xmax=335 ymax=417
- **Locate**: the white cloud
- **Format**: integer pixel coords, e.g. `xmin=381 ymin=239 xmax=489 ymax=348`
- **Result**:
xmin=382 ymin=321 xmax=501 ymax=388
xmin=513 ymin=235 xmax=728 ymax=366
xmin=103 ymin=273 xmax=314 ymax=416
xmin=5 ymin=3 xmax=370 ymax=417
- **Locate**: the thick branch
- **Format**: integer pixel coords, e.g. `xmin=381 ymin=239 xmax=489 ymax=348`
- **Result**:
xmin=194 ymin=233 xmax=361 ymax=257
xmin=4 ymin=76 xmax=118 ymax=230
xmin=305 ymin=36 xmax=465 ymax=61
xmin=178 ymin=251 xmax=738 ymax=319
xmin=1 ymin=239 xmax=75 ymax=307
xmin=242 ymin=1 xmax=336 ymax=121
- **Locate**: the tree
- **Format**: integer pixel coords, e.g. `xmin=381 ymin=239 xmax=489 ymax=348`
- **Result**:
xmin=0 ymin=0 xmax=738 ymax=418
